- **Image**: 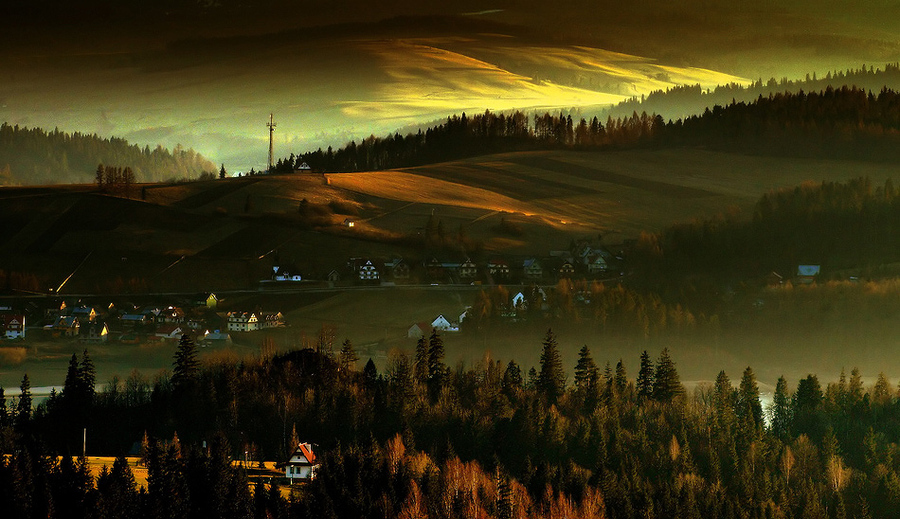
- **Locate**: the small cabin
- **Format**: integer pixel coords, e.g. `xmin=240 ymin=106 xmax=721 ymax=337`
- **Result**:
xmin=278 ymin=442 xmax=319 ymax=482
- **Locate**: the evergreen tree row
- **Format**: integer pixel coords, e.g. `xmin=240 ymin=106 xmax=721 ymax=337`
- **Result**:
xmin=0 ymin=123 xmax=216 ymax=186
xmin=4 ymin=331 xmax=900 ymax=516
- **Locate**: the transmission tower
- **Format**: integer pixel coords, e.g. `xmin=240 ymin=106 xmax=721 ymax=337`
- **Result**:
xmin=267 ymin=113 xmax=276 ymax=173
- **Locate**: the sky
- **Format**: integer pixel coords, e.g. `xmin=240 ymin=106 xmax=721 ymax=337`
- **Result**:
xmin=3 ymin=0 xmax=900 ymax=172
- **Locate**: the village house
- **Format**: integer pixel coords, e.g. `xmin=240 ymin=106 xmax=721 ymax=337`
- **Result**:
xmin=51 ymin=315 xmax=80 ymax=338
xmin=408 ymin=322 xmax=431 ymax=339
xmin=70 ymin=306 xmax=98 ymax=323
xmin=272 ymin=265 xmax=303 ymax=282
xmin=258 ymin=311 xmax=285 ymax=329
xmin=154 ymin=324 xmax=184 ymax=341
xmin=430 ymin=314 xmax=456 ymax=332
xmin=796 ymin=265 xmax=821 ymax=285
xmin=157 ymin=306 xmax=185 ymax=324
xmin=201 ymin=330 xmax=233 ymax=347
xmin=459 ymin=258 xmax=478 ymax=280
xmin=558 ymin=261 xmax=576 ymax=278
xmin=488 ymin=259 xmax=510 ymax=281
xmin=587 ymin=255 xmax=608 ymax=274
xmin=278 ymin=442 xmax=319 ymax=482
xmin=523 ymin=258 xmax=543 ymax=279
xmin=358 ymin=259 xmax=380 ymax=283
xmin=227 ymin=312 xmax=259 ymax=332
xmin=120 ymin=312 xmax=150 ymax=329
xmin=384 ymin=258 xmax=410 ymax=281
xmin=80 ymin=322 xmax=109 ymax=343
xmin=2 ymin=314 xmax=25 ymax=340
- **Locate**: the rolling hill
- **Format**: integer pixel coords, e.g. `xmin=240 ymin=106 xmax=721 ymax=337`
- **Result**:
xmin=2 ymin=147 xmax=899 ymax=296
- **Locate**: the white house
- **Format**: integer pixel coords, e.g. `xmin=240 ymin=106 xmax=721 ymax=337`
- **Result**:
xmin=359 ymin=260 xmax=380 ymax=282
xmin=279 ymin=443 xmax=319 ymax=482
xmin=227 ymin=312 xmax=259 ymax=332
xmin=2 ymin=315 xmax=25 ymax=340
xmin=154 ymin=325 xmax=184 ymax=341
xmin=430 ymin=314 xmax=456 ymax=332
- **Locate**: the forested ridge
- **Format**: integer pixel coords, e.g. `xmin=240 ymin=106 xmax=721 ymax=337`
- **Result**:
xmin=0 ymin=123 xmax=216 ymax=186
xmin=280 ymin=85 xmax=900 ymax=173
xmin=4 ymin=333 xmax=900 ymax=517
xmin=603 ymin=63 xmax=900 ymax=121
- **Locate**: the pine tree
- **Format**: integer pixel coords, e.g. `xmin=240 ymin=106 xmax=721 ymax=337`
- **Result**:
xmin=652 ymin=348 xmax=683 ymax=401
xmin=573 ymin=345 xmax=599 ymax=392
xmin=771 ymin=376 xmax=791 ymax=440
xmin=637 ymin=350 xmax=654 ymax=400
xmin=614 ymin=359 xmax=628 ymax=393
xmin=77 ymin=349 xmax=96 ymax=404
xmin=0 ymin=385 xmax=6 ymax=427
xmin=427 ymin=329 xmax=446 ymax=400
xmin=537 ymin=329 xmax=566 ymax=403
xmin=736 ymin=366 xmax=763 ymax=430
xmin=95 ymin=164 xmax=105 ymax=190
xmin=16 ymin=373 xmax=32 ymax=430
xmin=338 ymin=339 xmax=359 ymax=372
xmin=219 ymin=164 xmax=227 ymax=179
xmin=172 ymin=334 xmax=200 ymax=390
xmin=413 ymin=335 xmax=429 ymax=385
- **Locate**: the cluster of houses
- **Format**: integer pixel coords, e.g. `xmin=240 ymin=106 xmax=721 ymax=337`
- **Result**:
xmin=265 ymin=241 xmax=622 ymax=288
xmin=407 ymin=312 xmax=465 ymax=338
xmin=0 ymin=293 xmax=288 ymax=345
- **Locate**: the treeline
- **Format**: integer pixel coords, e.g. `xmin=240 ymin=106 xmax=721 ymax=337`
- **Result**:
xmin=6 ymin=332 xmax=900 ymax=516
xmin=281 ymin=110 xmax=663 ymax=173
xmin=284 ymin=84 xmax=900 ymax=173
xmin=0 ymin=123 xmax=216 ymax=186
xmin=634 ymin=177 xmax=900 ymax=281
xmin=604 ymin=63 xmax=900 ymax=122
xmin=466 ymin=282 xmax=709 ymax=338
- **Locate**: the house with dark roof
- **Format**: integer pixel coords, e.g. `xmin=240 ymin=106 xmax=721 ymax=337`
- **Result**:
xmin=2 ymin=314 xmax=25 ymax=340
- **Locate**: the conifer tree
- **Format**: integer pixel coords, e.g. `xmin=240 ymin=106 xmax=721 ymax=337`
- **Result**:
xmin=652 ymin=348 xmax=683 ymax=401
xmin=573 ymin=345 xmax=599 ymax=392
xmin=637 ymin=350 xmax=654 ymax=399
xmin=736 ymin=366 xmax=763 ymax=430
xmin=427 ymin=329 xmax=446 ymax=400
xmin=771 ymin=376 xmax=792 ymax=440
xmin=537 ymin=329 xmax=566 ymax=403
xmin=77 ymin=349 xmax=96 ymax=404
xmin=614 ymin=359 xmax=628 ymax=393
xmin=413 ymin=335 xmax=429 ymax=385
xmin=172 ymin=334 xmax=200 ymax=390
xmin=338 ymin=339 xmax=359 ymax=372
xmin=16 ymin=373 xmax=32 ymax=430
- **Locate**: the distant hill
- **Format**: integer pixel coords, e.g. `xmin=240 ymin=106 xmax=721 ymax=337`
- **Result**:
xmin=601 ymin=63 xmax=900 ymax=122
xmin=285 ymin=86 xmax=900 ymax=173
xmin=0 ymin=123 xmax=216 ymax=186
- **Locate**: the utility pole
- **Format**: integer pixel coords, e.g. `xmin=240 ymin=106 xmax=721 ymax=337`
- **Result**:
xmin=267 ymin=113 xmax=276 ymax=173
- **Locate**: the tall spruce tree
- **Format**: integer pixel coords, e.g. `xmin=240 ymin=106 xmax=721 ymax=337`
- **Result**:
xmin=338 ymin=339 xmax=359 ymax=372
xmin=413 ymin=335 xmax=429 ymax=386
xmin=771 ymin=376 xmax=791 ymax=440
xmin=736 ymin=366 xmax=763 ymax=430
xmin=16 ymin=373 xmax=32 ymax=430
xmin=537 ymin=329 xmax=566 ymax=403
xmin=652 ymin=348 xmax=683 ymax=401
xmin=573 ymin=345 xmax=599 ymax=392
xmin=172 ymin=334 xmax=200 ymax=390
xmin=427 ymin=329 xmax=446 ymax=400
xmin=637 ymin=350 xmax=654 ymax=400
